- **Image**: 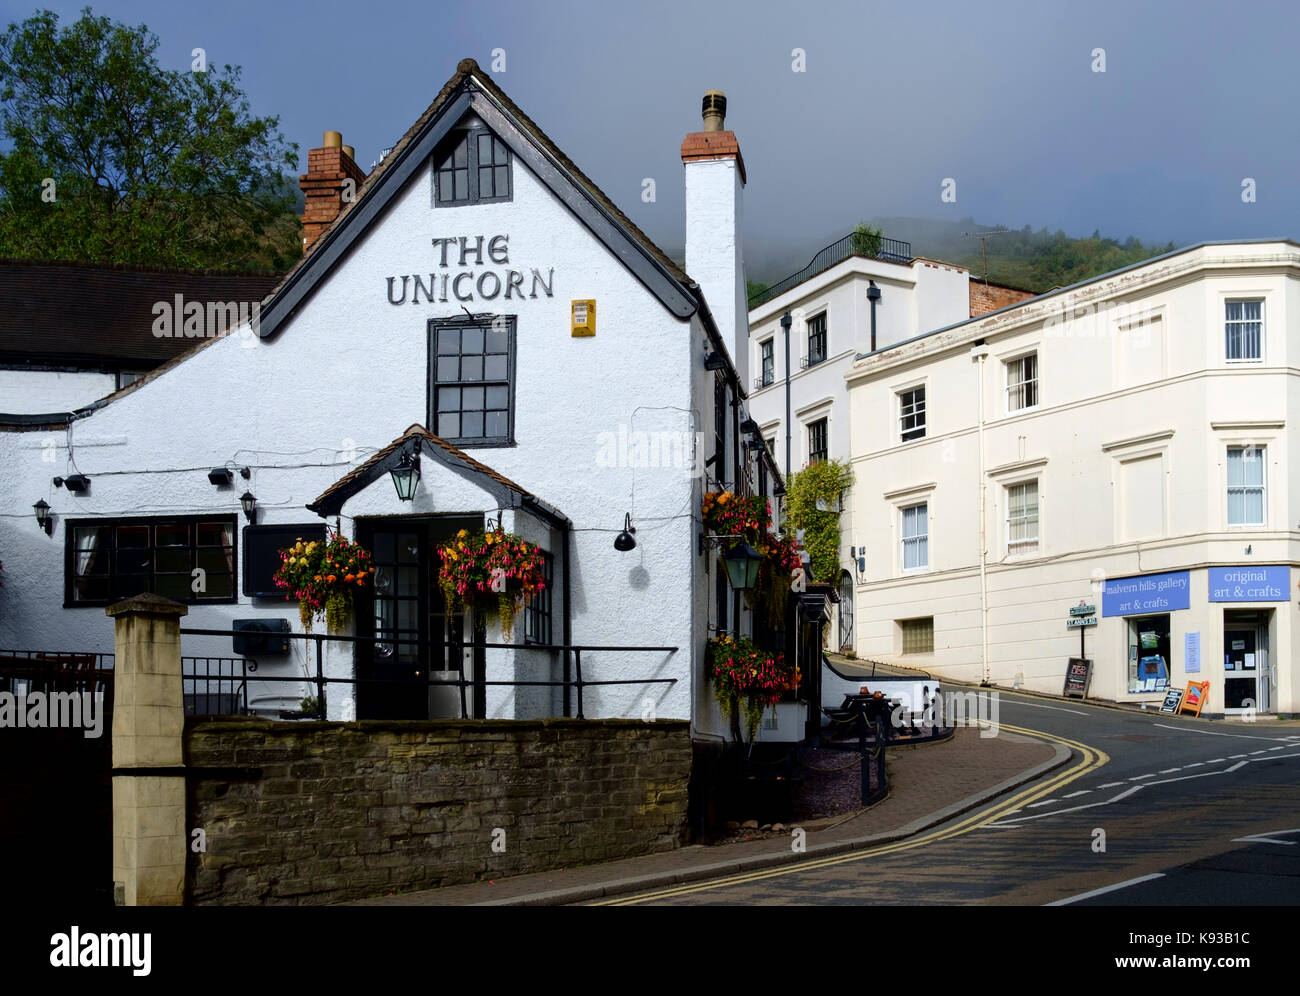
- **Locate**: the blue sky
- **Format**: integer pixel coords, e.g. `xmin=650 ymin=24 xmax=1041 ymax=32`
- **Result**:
xmin=6 ymin=0 xmax=1297 ymax=273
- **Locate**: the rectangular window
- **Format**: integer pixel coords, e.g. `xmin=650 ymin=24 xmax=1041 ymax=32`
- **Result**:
xmin=430 ymin=317 xmax=515 ymax=446
xmin=899 ymin=386 xmax=926 ymax=442
xmin=1006 ymin=481 xmax=1039 ymax=555
xmin=901 ymin=502 xmax=928 ymax=570
xmin=714 ymin=377 xmax=727 ymax=482
xmin=808 ymin=418 xmax=828 ymax=464
xmin=900 ymin=617 xmax=934 ymax=655
xmin=760 ymin=339 xmax=775 ymax=386
xmin=523 ymin=552 xmax=553 ymax=645
xmin=806 ymin=314 xmax=827 ymax=367
xmin=1127 ymin=615 xmax=1171 ymax=693
xmin=1006 ymin=353 xmax=1038 ymax=411
xmin=1227 ymin=446 xmax=1265 ymax=525
xmin=1225 ymin=300 xmax=1263 ymax=361
xmin=67 ymin=516 xmax=236 ymax=606
xmin=435 ymin=128 xmax=511 ymax=206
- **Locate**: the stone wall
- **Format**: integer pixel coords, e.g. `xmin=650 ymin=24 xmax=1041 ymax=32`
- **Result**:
xmin=185 ymin=717 xmax=691 ymax=905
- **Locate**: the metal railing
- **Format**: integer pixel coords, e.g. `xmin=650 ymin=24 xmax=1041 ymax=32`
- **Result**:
xmin=179 ymin=628 xmax=677 ymax=721
xmin=749 ymin=232 xmax=912 ymax=308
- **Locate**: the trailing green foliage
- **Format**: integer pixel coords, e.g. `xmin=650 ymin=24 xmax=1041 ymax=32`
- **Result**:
xmin=785 ymin=459 xmax=853 ymax=583
xmin=850 ymin=221 xmax=882 ymax=257
xmin=0 ymin=8 xmax=301 ymax=269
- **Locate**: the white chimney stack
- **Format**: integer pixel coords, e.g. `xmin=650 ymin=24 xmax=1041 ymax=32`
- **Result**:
xmin=682 ymin=90 xmax=748 ymax=386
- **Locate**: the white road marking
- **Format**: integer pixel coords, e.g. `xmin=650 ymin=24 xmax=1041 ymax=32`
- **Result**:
xmin=1158 ymin=767 xmax=1181 ymax=774
xmin=1027 ymin=800 xmax=1057 ymax=808
xmin=1231 ymin=828 xmax=1300 ymax=846
xmin=1184 ymin=762 xmax=1204 ymax=768
xmin=1152 ymin=723 xmax=1288 ymax=742
xmin=995 ymin=785 xmax=1143 ymax=825
xmin=1130 ymin=773 xmax=1157 ymax=780
xmin=1046 ymin=873 xmax=1166 ymax=906
xmin=1063 ymin=790 xmax=1091 ymax=798
xmin=1207 ymin=758 xmax=1225 ymax=763
xmin=1098 ymin=781 xmax=1126 ymax=788
xmin=1227 ymin=761 xmax=1248 ymax=772
xmin=1269 ymin=745 xmax=1288 ymax=751
xmin=1229 ymin=754 xmax=1248 ymax=759
xmin=1003 ymin=700 xmax=1089 ymax=716
xmin=1250 ymin=750 xmax=1266 ymax=754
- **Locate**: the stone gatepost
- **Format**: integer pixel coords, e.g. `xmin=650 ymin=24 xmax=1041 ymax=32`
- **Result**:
xmin=106 ymin=593 xmax=188 ymax=906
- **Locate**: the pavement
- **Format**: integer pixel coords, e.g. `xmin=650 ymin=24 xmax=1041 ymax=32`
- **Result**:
xmin=349 ymin=724 xmax=1065 ymax=906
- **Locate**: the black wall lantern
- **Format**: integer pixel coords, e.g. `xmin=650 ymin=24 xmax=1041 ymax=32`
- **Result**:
xmin=722 ymin=541 xmax=762 ymax=591
xmin=390 ymin=440 xmax=421 ymax=501
xmin=614 ymin=513 xmax=637 ymax=551
xmin=703 ymin=351 xmax=727 ymax=371
xmin=208 ymin=467 xmax=234 ymax=487
xmin=54 ymin=474 xmax=89 ymax=493
xmin=240 ymin=491 xmax=257 ymax=524
xmin=33 ymin=499 xmax=52 ymax=535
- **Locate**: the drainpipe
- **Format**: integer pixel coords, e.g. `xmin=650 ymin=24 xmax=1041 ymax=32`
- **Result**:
xmin=780 ymin=311 xmax=792 ymax=480
xmin=971 ymin=342 xmax=990 ymax=685
xmin=867 ymin=280 xmax=881 ymax=352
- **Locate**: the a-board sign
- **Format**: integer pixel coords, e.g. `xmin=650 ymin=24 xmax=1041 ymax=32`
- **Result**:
xmin=1159 ymin=687 xmax=1184 ymax=713
xmin=1178 ymin=680 xmax=1210 ymax=718
xmin=1063 ymin=657 xmax=1092 ymax=698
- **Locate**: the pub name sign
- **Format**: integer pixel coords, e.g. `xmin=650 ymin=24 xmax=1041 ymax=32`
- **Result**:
xmin=385 ymin=234 xmax=555 ymax=305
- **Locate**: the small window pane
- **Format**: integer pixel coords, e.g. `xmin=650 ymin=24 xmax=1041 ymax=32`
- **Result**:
xmin=486 ymin=386 xmax=509 ymax=409
xmin=156 ymin=549 xmax=189 ymax=573
xmin=437 ymin=413 xmax=460 ymax=438
xmin=461 ymin=356 xmax=483 ymax=381
xmin=485 ymin=411 xmax=508 ymax=437
xmin=486 ymin=328 xmax=508 ymax=352
xmin=437 ymin=388 xmax=461 ymax=412
xmin=478 ymin=133 xmax=492 ymax=162
xmin=461 ymin=327 xmax=483 ymax=353
xmin=462 ymin=386 xmax=485 ymax=411
xmin=495 ymin=166 xmax=509 ymax=194
xmin=460 ymin=412 xmax=484 ymax=438
xmin=485 ymin=354 xmax=508 ymax=379
xmin=493 ymin=140 xmax=508 ymax=165
xmin=437 ymin=330 xmax=460 ymax=354
xmin=454 ymin=171 xmax=468 ymax=200
xmin=479 ymin=166 xmax=494 ymax=195
xmin=436 ymin=357 xmax=459 ymax=382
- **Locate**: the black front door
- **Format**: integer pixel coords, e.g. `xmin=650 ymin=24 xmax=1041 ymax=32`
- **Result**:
xmin=356 ymin=518 xmax=478 ymax=719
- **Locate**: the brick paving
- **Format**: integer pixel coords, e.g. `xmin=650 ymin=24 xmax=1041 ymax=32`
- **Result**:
xmin=347 ymin=727 xmax=1058 ymax=906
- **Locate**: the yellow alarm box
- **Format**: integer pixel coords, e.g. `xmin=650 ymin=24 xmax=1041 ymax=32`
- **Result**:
xmin=571 ymin=299 xmax=595 ymax=337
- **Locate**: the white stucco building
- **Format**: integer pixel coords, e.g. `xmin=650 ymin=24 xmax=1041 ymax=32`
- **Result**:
xmin=746 ymin=240 xmax=1028 ymax=651
xmin=0 ymin=62 xmax=799 ymax=740
xmin=844 ymin=239 xmax=1300 ymax=717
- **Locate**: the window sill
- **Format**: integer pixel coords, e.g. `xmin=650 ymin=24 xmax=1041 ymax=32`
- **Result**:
xmin=440 ymin=438 xmax=517 ymax=449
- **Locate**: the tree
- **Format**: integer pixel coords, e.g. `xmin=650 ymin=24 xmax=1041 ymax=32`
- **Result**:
xmin=746 ymin=278 xmax=770 ymax=302
xmin=0 ymin=7 xmax=300 ymax=269
xmin=785 ymin=459 xmax=854 ymax=583
xmin=850 ymin=221 xmax=882 ymax=258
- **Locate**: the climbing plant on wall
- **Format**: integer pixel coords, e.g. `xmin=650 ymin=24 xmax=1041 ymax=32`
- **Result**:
xmin=784 ymin=459 xmax=854 ymax=583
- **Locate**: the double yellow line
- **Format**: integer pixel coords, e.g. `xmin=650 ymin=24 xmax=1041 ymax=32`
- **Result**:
xmin=594 ymin=723 xmax=1107 ymax=905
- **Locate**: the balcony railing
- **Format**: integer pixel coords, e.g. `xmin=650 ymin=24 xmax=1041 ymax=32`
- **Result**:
xmin=749 ymin=231 xmax=912 ymax=308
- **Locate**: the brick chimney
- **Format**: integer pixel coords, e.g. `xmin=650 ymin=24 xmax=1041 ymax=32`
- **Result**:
xmin=682 ymin=91 xmax=748 ymax=386
xmin=299 ymin=131 xmax=368 ymax=251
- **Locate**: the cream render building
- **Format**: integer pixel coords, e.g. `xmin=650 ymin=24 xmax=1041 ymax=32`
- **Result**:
xmin=846 ymin=239 xmax=1300 ymax=716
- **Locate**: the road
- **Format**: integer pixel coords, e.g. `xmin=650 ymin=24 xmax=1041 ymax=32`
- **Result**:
xmin=598 ymin=689 xmax=1300 ymax=905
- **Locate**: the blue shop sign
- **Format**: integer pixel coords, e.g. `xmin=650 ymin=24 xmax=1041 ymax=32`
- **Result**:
xmin=1101 ymin=570 xmax=1191 ymax=617
xmin=1208 ymin=565 xmax=1290 ymax=602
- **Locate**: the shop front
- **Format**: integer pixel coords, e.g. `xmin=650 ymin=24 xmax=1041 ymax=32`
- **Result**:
xmin=1102 ymin=569 xmax=1190 ymax=698
xmin=1209 ymin=566 xmax=1287 ymax=716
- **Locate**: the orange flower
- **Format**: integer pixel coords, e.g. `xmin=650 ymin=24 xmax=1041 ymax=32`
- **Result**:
xmin=327 ymin=574 xmax=336 ymax=583
xmin=345 ymin=574 xmax=355 ymax=582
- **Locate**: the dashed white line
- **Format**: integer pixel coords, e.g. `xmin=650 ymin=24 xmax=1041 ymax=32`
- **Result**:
xmin=1130 ymin=773 xmax=1157 ymax=780
xmin=1229 ymin=754 xmax=1248 ymax=759
xmin=1158 ymin=767 xmax=1181 ymax=774
xmin=1184 ymin=762 xmax=1204 ymax=768
xmin=1046 ymin=873 xmax=1166 ymax=906
xmin=1207 ymin=758 xmax=1225 ymax=763
xmin=1098 ymin=781 xmax=1126 ymax=788
xmin=1063 ymin=790 xmax=1091 ymax=798
xmin=1027 ymin=800 xmax=1057 ymax=808
xmin=1269 ymin=745 xmax=1288 ymax=751
xmin=1152 ymin=723 xmax=1289 ymax=742
xmin=1250 ymin=750 xmax=1267 ymax=755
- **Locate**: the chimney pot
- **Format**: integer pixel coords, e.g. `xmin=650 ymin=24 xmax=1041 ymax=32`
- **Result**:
xmin=342 ymin=145 xmax=355 ymax=161
xmin=701 ymin=90 xmax=726 ymax=132
xmin=323 ymin=130 xmax=342 ymax=148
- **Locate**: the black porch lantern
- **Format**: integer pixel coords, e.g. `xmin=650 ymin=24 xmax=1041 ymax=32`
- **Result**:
xmin=722 ymin=540 xmax=762 ymax=591
xmin=33 ymin=499 xmax=52 ymax=535
xmin=390 ymin=441 xmax=421 ymax=501
xmin=614 ymin=513 xmax=637 ymax=552
xmin=239 ymin=491 xmax=257 ymax=524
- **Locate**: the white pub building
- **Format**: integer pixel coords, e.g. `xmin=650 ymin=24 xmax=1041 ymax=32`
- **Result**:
xmin=0 ymin=61 xmax=802 ymax=739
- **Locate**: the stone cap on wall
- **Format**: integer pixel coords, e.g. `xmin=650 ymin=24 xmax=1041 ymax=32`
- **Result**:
xmin=105 ymin=592 xmax=190 ymax=618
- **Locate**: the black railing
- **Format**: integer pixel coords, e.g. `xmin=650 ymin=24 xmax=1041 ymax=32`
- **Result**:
xmin=182 ymin=657 xmax=254 ymax=717
xmin=749 ymin=232 xmax=912 ymax=308
xmin=179 ymin=628 xmax=677 ymax=721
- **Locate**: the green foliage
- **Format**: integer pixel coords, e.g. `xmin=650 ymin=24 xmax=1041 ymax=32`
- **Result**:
xmin=850 ymin=221 xmax=882 ymax=258
xmin=870 ymin=215 xmax=1176 ymax=294
xmin=746 ymin=278 xmax=770 ymax=302
xmin=785 ymin=459 xmax=853 ymax=583
xmin=0 ymin=7 xmax=301 ymax=269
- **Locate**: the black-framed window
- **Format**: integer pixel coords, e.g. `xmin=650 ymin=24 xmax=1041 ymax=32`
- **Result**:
xmin=808 ymin=418 xmax=828 ymax=464
xmin=807 ymin=314 xmax=827 ymax=366
xmin=524 ymin=552 xmax=553 ymax=645
xmin=435 ymin=127 xmax=512 ymax=206
xmin=713 ymin=377 xmax=727 ymax=482
xmin=430 ymin=316 xmax=515 ymax=447
xmin=66 ymin=516 xmax=237 ymax=606
xmin=760 ymin=339 xmax=775 ymax=386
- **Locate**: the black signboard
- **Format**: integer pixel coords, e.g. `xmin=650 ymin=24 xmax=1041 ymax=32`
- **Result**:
xmin=1159 ymin=687 xmax=1184 ymax=713
xmin=1063 ymin=657 xmax=1092 ymax=698
xmin=242 ymin=523 xmax=326 ymax=597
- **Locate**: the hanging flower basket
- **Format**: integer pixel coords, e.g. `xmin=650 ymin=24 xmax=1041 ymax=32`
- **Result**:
xmin=435 ymin=528 xmax=546 ymax=641
xmin=706 ymin=633 xmax=799 ymax=742
xmin=273 ymin=534 xmax=373 ymax=631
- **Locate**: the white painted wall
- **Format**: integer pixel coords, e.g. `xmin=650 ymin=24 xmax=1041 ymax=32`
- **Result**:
xmin=686 ymin=157 xmax=748 ymax=389
xmin=0 ymin=369 xmax=117 ymax=414
xmin=845 ymin=241 xmax=1300 ymax=712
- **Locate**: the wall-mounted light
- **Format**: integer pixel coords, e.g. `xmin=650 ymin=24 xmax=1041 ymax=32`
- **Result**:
xmin=240 ymin=491 xmax=257 ymax=524
xmin=208 ymin=467 xmax=234 ymax=487
xmin=53 ymin=474 xmax=89 ymax=493
xmin=721 ymin=541 xmax=763 ymax=591
xmin=614 ymin=513 xmax=637 ymax=552
xmin=704 ymin=351 xmax=727 ymax=371
xmin=390 ymin=440 xmax=421 ymax=501
xmin=33 ymin=499 xmax=52 ymax=535
xmin=740 ymin=417 xmax=759 ymax=435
